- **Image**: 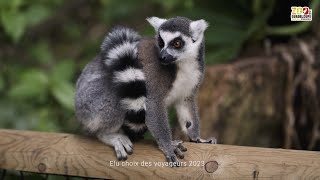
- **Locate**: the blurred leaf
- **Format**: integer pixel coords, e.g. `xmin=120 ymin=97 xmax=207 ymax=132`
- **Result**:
xmin=151 ymin=0 xmax=194 ymax=11
xmin=206 ymin=26 xmax=246 ymax=45
xmin=24 ymin=4 xmax=51 ymax=26
xmin=0 ymin=101 xmax=18 ymax=128
xmin=0 ymin=10 xmax=27 ymax=42
xmin=99 ymin=0 xmax=142 ymax=23
xmin=0 ymin=75 xmax=4 ymax=92
xmin=44 ymin=0 xmax=65 ymax=6
xmin=51 ymin=60 xmax=75 ymax=82
xmin=0 ymin=2 xmax=52 ymax=42
xmin=63 ymin=23 xmax=82 ymax=40
xmin=0 ymin=100 xmax=34 ymax=129
xmin=99 ymin=0 xmax=112 ymax=6
xmin=51 ymin=81 xmax=75 ymax=111
xmin=184 ymin=0 xmax=194 ymax=9
xmin=206 ymin=45 xmax=241 ymax=64
xmin=8 ymin=69 xmax=49 ymax=100
xmin=30 ymin=41 xmax=54 ymax=64
xmin=11 ymin=0 xmax=23 ymax=9
xmin=35 ymin=108 xmax=60 ymax=132
xmin=0 ymin=0 xmax=24 ymax=10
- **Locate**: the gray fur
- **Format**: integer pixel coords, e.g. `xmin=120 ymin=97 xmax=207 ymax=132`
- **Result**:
xmin=75 ymin=57 xmax=124 ymax=134
xmin=75 ymin=16 xmax=216 ymax=164
xmin=160 ymin=16 xmax=192 ymax=36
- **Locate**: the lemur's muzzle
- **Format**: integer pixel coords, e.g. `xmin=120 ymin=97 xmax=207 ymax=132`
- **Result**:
xmin=160 ymin=50 xmax=176 ymax=64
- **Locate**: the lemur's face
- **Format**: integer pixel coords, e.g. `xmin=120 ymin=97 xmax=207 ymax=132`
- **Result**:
xmin=157 ymin=31 xmax=191 ymax=64
xmin=147 ymin=16 xmax=208 ymax=65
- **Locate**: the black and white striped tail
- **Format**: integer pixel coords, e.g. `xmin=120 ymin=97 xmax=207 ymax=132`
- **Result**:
xmin=101 ymin=27 xmax=147 ymax=141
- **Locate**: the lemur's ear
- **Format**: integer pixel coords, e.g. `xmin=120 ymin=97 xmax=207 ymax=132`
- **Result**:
xmin=146 ymin=17 xmax=167 ymax=31
xmin=190 ymin=19 xmax=209 ymax=42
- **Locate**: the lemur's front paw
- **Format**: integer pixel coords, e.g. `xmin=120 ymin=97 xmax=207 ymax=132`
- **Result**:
xmin=171 ymin=140 xmax=187 ymax=159
xmin=191 ymin=137 xmax=217 ymax=144
xmin=113 ymin=136 xmax=133 ymax=161
xmin=165 ymin=154 xmax=180 ymax=165
xmin=165 ymin=153 xmax=185 ymax=167
xmin=162 ymin=140 xmax=186 ymax=167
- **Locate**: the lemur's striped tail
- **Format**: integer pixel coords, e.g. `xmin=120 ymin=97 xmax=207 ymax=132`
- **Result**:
xmin=101 ymin=27 xmax=147 ymax=141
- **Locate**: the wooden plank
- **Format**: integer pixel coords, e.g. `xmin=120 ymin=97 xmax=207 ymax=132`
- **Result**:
xmin=0 ymin=129 xmax=319 ymax=179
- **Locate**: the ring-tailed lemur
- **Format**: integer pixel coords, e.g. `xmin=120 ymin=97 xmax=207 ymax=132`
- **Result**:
xmin=75 ymin=16 xmax=216 ymax=164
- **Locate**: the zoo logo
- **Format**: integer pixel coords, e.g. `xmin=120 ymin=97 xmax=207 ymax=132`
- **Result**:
xmin=291 ymin=6 xmax=312 ymax=21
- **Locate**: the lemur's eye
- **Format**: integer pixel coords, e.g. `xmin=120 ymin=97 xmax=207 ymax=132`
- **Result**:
xmin=158 ymin=35 xmax=164 ymax=48
xmin=170 ymin=37 xmax=184 ymax=49
xmin=173 ymin=40 xmax=182 ymax=49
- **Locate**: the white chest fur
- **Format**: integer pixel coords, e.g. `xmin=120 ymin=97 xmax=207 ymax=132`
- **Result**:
xmin=165 ymin=59 xmax=201 ymax=106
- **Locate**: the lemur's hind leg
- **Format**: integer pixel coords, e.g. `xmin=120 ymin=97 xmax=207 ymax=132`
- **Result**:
xmin=97 ymin=132 xmax=133 ymax=161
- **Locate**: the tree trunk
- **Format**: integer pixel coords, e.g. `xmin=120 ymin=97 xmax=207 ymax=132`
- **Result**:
xmin=174 ymin=37 xmax=320 ymax=150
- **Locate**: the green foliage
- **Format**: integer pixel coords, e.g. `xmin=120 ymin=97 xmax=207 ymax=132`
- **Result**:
xmin=30 ymin=41 xmax=54 ymax=64
xmin=8 ymin=69 xmax=49 ymax=101
xmin=0 ymin=0 xmax=317 ymax=134
xmin=1 ymin=10 xmax=26 ymax=43
xmin=0 ymin=1 xmax=53 ymax=42
xmin=51 ymin=80 xmax=75 ymax=111
xmin=0 ymin=75 xmax=4 ymax=92
xmin=151 ymin=0 xmax=194 ymax=12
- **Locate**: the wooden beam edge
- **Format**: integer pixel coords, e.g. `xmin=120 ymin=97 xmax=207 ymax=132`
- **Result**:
xmin=0 ymin=129 xmax=319 ymax=179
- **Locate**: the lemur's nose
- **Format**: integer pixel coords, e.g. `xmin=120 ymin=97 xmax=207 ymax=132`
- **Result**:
xmin=160 ymin=50 xmax=168 ymax=60
xmin=160 ymin=50 xmax=174 ymax=62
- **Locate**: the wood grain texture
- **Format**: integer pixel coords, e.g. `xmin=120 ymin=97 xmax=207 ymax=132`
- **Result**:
xmin=0 ymin=129 xmax=320 ymax=179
